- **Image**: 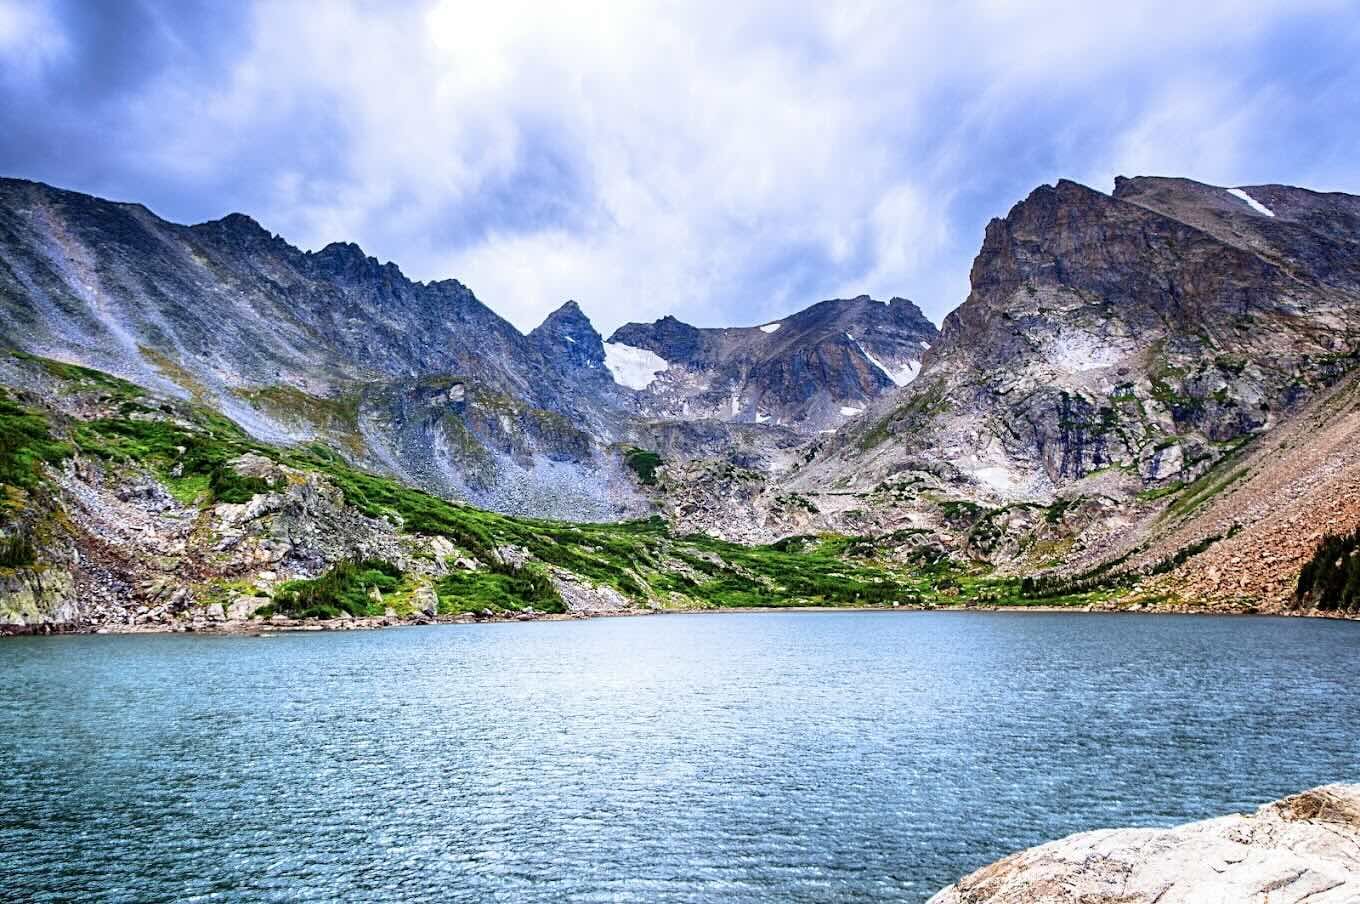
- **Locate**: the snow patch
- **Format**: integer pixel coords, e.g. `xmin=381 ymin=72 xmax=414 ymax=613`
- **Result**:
xmin=1227 ymin=188 xmax=1275 ymax=217
xmin=840 ymin=405 xmax=864 ymax=417
xmin=565 ymin=335 xmax=576 ymax=344
xmin=755 ymin=411 xmax=770 ymax=424
xmin=603 ymin=342 xmax=669 ymax=390
xmin=856 ymin=341 xmax=921 ymax=387
xmin=759 ymin=322 xmax=782 ymax=333
xmin=971 ymin=466 xmax=1015 ymax=492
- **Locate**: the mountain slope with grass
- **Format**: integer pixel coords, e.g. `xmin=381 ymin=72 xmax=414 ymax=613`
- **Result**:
xmin=3 ymin=174 xmax=1360 ymax=627
xmin=1 ymin=352 xmax=985 ymax=631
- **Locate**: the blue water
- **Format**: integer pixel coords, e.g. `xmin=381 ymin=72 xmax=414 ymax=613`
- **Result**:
xmin=1 ymin=612 xmax=1357 ymax=902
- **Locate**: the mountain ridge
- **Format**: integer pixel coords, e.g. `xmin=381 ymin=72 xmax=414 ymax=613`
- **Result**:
xmin=2 ymin=172 xmax=1359 ymax=629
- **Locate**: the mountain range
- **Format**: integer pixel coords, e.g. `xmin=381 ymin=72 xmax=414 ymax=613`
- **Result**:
xmin=2 ymin=173 xmax=1357 ymax=629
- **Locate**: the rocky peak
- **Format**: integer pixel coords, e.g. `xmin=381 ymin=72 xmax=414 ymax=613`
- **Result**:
xmin=189 ymin=211 xmax=278 ymax=252
xmin=530 ymin=299 xmax=605 ymax=369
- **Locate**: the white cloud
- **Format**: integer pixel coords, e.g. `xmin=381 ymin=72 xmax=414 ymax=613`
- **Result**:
xmin=20 ymin=0 xmax=1355 ymax=335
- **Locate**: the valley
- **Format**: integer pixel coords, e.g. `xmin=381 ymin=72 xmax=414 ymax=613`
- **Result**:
xmin=2 ymin=175 xmax=1359 ymax=631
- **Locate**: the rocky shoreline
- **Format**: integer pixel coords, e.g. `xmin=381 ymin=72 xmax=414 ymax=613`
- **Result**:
xmin=928 ymin=784 xmax=1360 ymax=903
xmin=5 ymin=599 xmax=1355 ymax=638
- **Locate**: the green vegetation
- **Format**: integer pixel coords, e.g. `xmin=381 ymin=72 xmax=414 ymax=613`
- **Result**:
xmin=0 ymin=531 xmax=36 ymax=567
xmin=237 ymin=384 xmax=365 ymax=455
xmin=8 ymin=351 xmax=146 ymax=401
xmin=1163 ymin=464 xmax=1249 ymax=521
xmin=74 ymin=418 xmax=284 ymax=504
xmin=268 ymin=559 xmax=403 ymax=619
xmin=857 ymin=379 xmax=949 ymax=450
xmin=0 ymin=398 xmax=74 ymax=498
xmin=1296 ymin=529 xmax=1360 ymax=612
xmin=436 ymin=566 xmax=561 ymax=614
xmin=623 ymin=447 xmax=662 ymax=486
xmin=3 ymin=353 xmax=1215 ymax=617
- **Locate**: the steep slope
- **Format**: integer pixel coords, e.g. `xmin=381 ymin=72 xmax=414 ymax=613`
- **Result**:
xmin=607 ymin=295 xmax=938 ymax=430
xmin=766 ymin=177 xmax=1360 ymax=530
xmin=0 ymin=353 xmax=940 ymax=630
xmin=0 ymin=177 xmax=647 ymax=519
xmin=0 ymin=178 xmax=943 ymax=520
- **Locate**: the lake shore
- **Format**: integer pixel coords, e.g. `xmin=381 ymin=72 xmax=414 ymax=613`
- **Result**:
xmin=4 ymin=599 xmax=1356 ymax=637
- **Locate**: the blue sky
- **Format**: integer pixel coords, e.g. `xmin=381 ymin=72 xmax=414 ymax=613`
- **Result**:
xmin=2 ymin=1 xmax=1359 ymax=333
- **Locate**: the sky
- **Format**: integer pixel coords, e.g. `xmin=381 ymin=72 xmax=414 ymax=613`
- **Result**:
xmin=2 ymin=1 xmax=1359 ymax=334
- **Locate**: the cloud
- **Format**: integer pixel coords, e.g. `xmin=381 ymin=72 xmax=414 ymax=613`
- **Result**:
xmin=2 ymin=0 xmax=1358 ymax=334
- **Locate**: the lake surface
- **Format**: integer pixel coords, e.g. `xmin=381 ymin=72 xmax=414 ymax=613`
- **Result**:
xmin=2 ymin=612 xmax=1357 ymax=902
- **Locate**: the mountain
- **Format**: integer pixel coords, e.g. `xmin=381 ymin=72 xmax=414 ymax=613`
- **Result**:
xmin=3 ymin=173 xmax=1359 ymax=630
xmin=0 ymin=178 xmax=913 ymax=521
xmin=607 ymin=295 xmax=938 ymax=430
xmin=671 ymin=178 xmax=1360 ymax=580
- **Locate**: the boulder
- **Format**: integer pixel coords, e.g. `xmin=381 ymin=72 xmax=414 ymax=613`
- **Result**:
xmin=226 ymin=595 xmax=259 ymax=620
xmin=928 ymin=784 xmax=1360 ymax=903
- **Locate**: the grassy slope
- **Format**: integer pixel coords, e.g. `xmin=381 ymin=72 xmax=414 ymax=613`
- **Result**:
xmin=1 ymin=353 xmax=1143 ymax=615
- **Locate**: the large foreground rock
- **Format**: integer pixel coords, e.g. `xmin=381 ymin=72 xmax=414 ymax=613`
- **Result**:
xmin=929 ymin=785 xmax=1360 ymax=904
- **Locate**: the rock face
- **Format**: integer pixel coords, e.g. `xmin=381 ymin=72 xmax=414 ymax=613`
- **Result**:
xmin=684 ymin=176 xmax=1360 ymax=561
xmin=928 ymin=784 xmax=1360 ymax=904
xmin=802 ymin=177 xmax=1360 ymax=504
xmin=608 ymin=295 xmax=939 ymax=431
xmin=0 ymin=178 xmax=940 ymax=519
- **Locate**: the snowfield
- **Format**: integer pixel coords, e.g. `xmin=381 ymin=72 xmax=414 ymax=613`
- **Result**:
xmin=1227 ymin=188 xmax=1275 ymax=217
xmin=603 ymin=342 xmax=669 ymax=390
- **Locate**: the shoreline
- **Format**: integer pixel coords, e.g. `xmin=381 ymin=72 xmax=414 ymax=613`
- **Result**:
xmin=4 ymin=600 xmax=1356 ymax=637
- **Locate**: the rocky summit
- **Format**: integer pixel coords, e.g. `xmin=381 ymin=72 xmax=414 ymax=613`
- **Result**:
xmin=2 ymin=174 xmax=1360 ymax=630
xmin=607 ymin=295 xmax=938 ymax=430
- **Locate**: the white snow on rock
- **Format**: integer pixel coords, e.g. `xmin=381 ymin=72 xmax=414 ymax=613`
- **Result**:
xmin=754 ymin=411 xmax=770 ymax=424
xmin=840 ymin=405 xmax=864 ymax=417
xmin=856 ymin=340 xmax=922 ymax=387
xmin=970 ymin=465 xmax=1015 ymax=493
xmin=758 ymin=322 xmax=782 ymax=333
xmin=1227 ymin=187 xmax=1275 ymax=217
xmin=603 ymin=342 xmax=669 ymax=390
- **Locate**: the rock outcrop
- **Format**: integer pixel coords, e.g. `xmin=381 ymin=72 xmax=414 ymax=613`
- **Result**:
xmin=608 ymin=295 xmax=939 ymax=431
xmin=929 ymin=784 xmax=1360 ymax=904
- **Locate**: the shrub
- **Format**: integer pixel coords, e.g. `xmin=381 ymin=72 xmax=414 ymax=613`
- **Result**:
xmin=272 ymin=558 xmax=403 ymax=618
xmin=623 ymin=448 xmax=662 ymax=486
xmin=0 ymin=531 xmax=36 ymax=567
xmin=1297 ymin=529 xmax=1360 ymax=612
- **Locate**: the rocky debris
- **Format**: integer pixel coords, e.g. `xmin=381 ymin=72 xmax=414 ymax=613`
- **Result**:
xmin=929 ymin=784 xmax=1360 ymax=904
xmin=1136 ymin=369 xmax=1360 ymax=610
xmin=549 ymin=569 xmax=637 ymax=613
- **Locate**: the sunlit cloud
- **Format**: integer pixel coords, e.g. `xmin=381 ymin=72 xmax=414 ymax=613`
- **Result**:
xmin=2 ymin=0 xmax=1357 ymax=333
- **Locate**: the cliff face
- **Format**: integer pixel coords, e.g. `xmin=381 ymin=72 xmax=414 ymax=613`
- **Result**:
xmin=728 ymin=178 xmax=1360 ymax=552
xmin=608 ymin=295 xmax=939 ymax=430
xmin=809 ymin=177 xmax=1360 ymax=499
xmin=928 ymin=784 xmax=1360 ymax=904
